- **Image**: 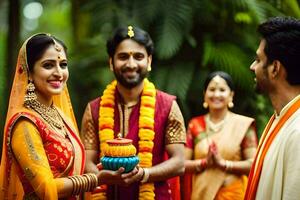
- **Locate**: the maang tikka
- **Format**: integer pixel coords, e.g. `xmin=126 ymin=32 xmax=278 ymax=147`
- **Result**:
xmin=24 ymin=80 xmax=37 ymax=108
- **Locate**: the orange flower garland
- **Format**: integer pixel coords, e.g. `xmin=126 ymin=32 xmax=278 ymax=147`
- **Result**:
xmin=98 ymin=78 xmax=156 ymax=200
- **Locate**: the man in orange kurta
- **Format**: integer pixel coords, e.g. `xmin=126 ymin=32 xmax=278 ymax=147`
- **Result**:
xmin=245 ymin=17 xmax=300 ymax=200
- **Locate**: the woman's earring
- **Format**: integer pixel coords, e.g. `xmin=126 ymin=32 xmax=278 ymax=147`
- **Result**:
xmin=147 ymin=65 xmax=152 ymax=72
xmin=228 ymin=102 xmax=234 ymax=108
xmin=24 ymin=81 xmax=37 ymax=108
xmin=203 ymin=102 xmax=208 ymax=109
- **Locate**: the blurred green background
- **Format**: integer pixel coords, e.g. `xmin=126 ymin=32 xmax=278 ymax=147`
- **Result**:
xmin=0 ymin=0 xmax=300 ymax=151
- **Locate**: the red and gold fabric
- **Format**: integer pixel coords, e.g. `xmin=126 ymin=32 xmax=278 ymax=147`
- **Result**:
xmin=81 ymin=79 xmax=186 ymax=200
xmin=0 ymin=34 xmax=84 ymax=200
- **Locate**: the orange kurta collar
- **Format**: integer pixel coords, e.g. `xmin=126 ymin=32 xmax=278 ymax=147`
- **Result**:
xmin=245 ymin=96 xmax=300 ymax=200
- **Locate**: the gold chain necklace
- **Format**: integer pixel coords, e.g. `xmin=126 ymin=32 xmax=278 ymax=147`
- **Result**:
xmin=28 ymin=99 xmax=64 ymax=129
xmin=207 ymin=113 xmax=228 ymax=133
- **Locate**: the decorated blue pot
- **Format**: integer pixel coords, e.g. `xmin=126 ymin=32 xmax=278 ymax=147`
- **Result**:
xmin=101 ymin=156 xmax=139 ymax=173
xmin=100 ymin=137 xmax=139 ymax=173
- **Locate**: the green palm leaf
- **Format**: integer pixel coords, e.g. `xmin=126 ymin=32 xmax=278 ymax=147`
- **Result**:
xmin=202 ymin=39 xmax=253 ymax=90
xmin=245 ymin=0 xmax=281 ymax=22
xmin=154 ymin=1 xmax=194 ymax=59
xmin=151 ymin=62 xmax=194 ymax=101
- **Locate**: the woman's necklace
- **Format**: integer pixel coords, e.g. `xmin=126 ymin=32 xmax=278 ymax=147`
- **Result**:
xmin=27 ymin=99 xmax=65 ymax=130
xmin=207 ymin=113 xmax=228 ymax=133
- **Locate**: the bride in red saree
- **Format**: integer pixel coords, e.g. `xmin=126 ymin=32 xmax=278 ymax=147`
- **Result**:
xmin=0 ymin=33 xmax=98 ymax=199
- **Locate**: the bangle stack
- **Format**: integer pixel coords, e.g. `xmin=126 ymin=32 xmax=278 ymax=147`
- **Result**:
xmin=68 ymin=173 xmax=98 ymax=196
xmin=140 ymin=168 xmax=150 ymax=184
xmin=201 ymin=159 xmax=207 ymax=169
xmin=196 ymin=159 xmax=207 ymax=172
xmin=225 ymin=160 xmax=233 ymax=172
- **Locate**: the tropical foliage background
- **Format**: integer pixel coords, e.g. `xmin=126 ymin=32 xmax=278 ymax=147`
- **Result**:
xmin=0 ymin=0 xmax=299 ymax=150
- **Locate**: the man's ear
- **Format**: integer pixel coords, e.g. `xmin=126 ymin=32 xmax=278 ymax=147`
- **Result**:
xmin=109 ymin=58 xmax=113 ymax=71
xmin=270 ymin=60 xmax=281 ymax=78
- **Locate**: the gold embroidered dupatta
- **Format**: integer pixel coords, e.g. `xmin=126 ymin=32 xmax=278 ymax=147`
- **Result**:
xmin=191 ymin=113 xmax=254 ymax=200
xmin=0 ymin=34 xmax=82 ymax=200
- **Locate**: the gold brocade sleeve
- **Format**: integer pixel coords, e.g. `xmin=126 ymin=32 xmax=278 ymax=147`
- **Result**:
xmin=165 ymin=101 xmax=187 ymax=144
xmin=80 ymin=103 xmax=99 ymax=150
xmin=11 ymin=119 xmax=59 ymax=200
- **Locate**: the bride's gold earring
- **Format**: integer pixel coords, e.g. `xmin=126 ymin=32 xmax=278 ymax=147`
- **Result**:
xmin=203 ymin=102 xmax=208 ymax=109
xmin=24 ymin=80 xmax=37 ymax=108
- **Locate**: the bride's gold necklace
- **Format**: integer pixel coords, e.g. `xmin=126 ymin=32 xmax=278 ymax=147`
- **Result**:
xmin=28 ymin=99 xmax=64 ymax=130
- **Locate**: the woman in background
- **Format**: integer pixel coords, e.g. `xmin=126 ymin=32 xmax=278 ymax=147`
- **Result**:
xmin=183 ymin=71 xmax=258 ymax=200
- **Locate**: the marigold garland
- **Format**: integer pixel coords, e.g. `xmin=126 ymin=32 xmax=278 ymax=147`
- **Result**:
xmin=97 ymin=78 xmax=156 ymax=200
